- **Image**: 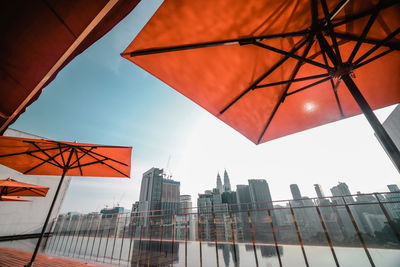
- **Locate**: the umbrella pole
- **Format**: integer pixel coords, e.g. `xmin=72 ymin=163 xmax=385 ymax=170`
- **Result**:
xmin=342 ymin=75 xmax=400 ymax=173
xmin=26 ymin=149 xmax=74 ymax=267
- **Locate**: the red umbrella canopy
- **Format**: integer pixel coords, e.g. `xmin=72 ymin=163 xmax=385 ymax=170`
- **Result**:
xmin=0 ymin=0 xmax=140 ymax=135
xmin=0 ymin=196 xmax=31 ymax=202
xmin=122 ymin=0 xmax=400 ymax=144
xmin=0 ymin=136 xmax=132 ymax=177
xmin=0 ymin=178 xmax=49 ymax=197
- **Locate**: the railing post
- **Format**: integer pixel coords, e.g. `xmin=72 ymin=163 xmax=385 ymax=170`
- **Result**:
xmin=96 ymin=216 xmax=105 ymax=261
xmin=229 ymin=210 xmax=238 ymax=267
xmin=50 ymin=216 xmax=65 ymax=253
xmin=103 ymin=215 xmax=113 ymax=263
xmin=185 ymin=214 xmax=188 ymax=267
xmin=374 ymin=193 xmax=400 ymax=242
xmin=119 ymin=213 xmax=129 ymax=265
xmin=247 ymin=210 xmax=259 ymax=267
xmin=212 ymin=206 xmax=220 ymax=267
xmin=341 ymin=196 xmax=375 ymax=267
xmin=157 ymin=216 xmax=164 ymax=267
xmin=198 ymin=210 xmax=203 ymax=267
xmin=266 ymin=207 xmax=282 ymax=267
xmin=146 ymin=218 xmax=153 ymax=266
xmin=127 ymin=215 xmax=136 ymax=264
xmin=90 ymin=216 xmax=101 ymax=260
xmin=110 ymin=214 xmax=121 ymax=263
xmin=83 ymin=215 xmax=96 ymax=259
xmin=315 ymin=205 xmax=339 ymax=267
xmin=72 ymin=215 xmax=84 ymax=257
xmin=288 ymin=202 xmax=309 ymax=267
xmin=171 ymin=214 xmax=176 ymax=267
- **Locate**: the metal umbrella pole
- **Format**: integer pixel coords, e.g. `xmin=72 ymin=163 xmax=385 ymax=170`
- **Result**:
xmin=26 ymin=148 xmax=75 ymax=267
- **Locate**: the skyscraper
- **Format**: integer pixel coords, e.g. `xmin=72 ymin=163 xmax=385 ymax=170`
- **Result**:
xmin=290 ymin=184 xmax=302 ymax=200
xmin=139 ymin=167 xmax=164 ymax=215
xmin=223 ymin=169 xmax=231 ymax=191
xmin=314 ymin=184 xmax=325 ymax=198
xmin=330 ymin=182 xmax=354 ymax=204
xmin=248 ymin=179 xmax=273 ymax=209
xmin=216 ymin=173 xmax=223 ymax=193
xmin=161 ymin=178 xmax=180 ymax=213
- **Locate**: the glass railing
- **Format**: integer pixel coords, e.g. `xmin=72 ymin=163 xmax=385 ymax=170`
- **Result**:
xmin=45 ymin=192 xmax=400 ymax=266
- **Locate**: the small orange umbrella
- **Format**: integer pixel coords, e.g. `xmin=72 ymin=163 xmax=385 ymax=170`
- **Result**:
xmin=122 ymin=0 xmax=400 ymax=172
xmin=0 ymin=178 xmax=49 ymax=197
xmin=0 ymin=196 xmax=31 ymax=202
xmin=0 ymin=136 xmax=132 ymax=266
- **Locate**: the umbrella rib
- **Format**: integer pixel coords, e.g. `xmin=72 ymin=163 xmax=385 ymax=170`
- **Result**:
xmin=74 ymin=149 xmax=84 ymax=176
xmin=257 ymin=37 xmax=315 ymax=144
xmin=25 ymin=152 xmax=63 ymax=170
xmin=254 ymin=73 xmax=329 ymax=89
xmin=320 ymin=49 xmax=344 ymax=117
xmin=219 ymin=37 xmax=309 ymax=115
xmin=331 ymin=0 xmax=399 ymax=28
xmin=58 ymin=143 xmax=66 ymax=167
xmin=320 ymin=0 xmax=342 ymax=64
xmin=78 ymin=146 xmax=129 ymax=166
xmin=286 ymin=77 xmax=332 ymax=96
xmin=75 ymin=147 xmax=129 ymax=177
xmin=329 ymin=0 xmax=350 ymax=20
xmin=354 ymin=27 xmax=400 ymax=65
xmin=29 ymin=141 xmax=64 ymax=168
xmin=0 ymin=146 xmax=63 ymax=158
xmin=334 ymin=32 xmax=400 ymax=51
xmin=125 ymin=30 xmax=310 ymax=57
xmin=354 ymin=48 xmax=394 ymax=70
xmin=69 ymin=147 xmax=95 ymax=168
xmin=24 ymin=147 xmax=71 ymax=174
xmin=252 ymin=41 xmax=331 ymax=70
xmin=347 ymin=0 xmax=382 ymax=63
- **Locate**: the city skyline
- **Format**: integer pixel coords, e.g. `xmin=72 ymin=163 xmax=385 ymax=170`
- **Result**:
xmin=61 ymin=166 xmax=400 ymax=214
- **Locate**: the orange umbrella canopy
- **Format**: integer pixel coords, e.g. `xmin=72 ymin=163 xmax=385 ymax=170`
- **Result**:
xmin=0 ymin=136 xmax=132 ymax=177
xmin=122 ymin=0 xmax=400 ymax=145
xmin=0 ymin=196 xmax=31 ymax=202
xmin=0 ymin=178 xmax=49 ymax=197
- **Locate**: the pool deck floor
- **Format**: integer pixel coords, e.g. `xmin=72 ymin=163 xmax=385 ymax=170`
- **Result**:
xmin=0 ymin=247 xmax=104 ymax=267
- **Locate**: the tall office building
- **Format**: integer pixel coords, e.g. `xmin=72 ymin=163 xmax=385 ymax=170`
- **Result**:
xmin=249 ymin=179 xmax=273 ymax=209
xmin=290 ymin=184 xmax=302 ymax=200
xmin=330 ymin=182 xmax=354 ymax=204
xmin=236 ymin=185 xmax=251 ymax=207
xmin=139 ymin=167 xmax=164 ymax=215
xmin=161 ymin=179 xmax=180 ymax=213
xmin=223 ymin=169 xmax=231 ymax=191
xmin=216 ymin=173 xmax=223 ymax=193
xmin=314 ymin=184 xmax=325 ymax=198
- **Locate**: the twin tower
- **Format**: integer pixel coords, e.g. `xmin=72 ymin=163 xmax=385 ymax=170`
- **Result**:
xmin=216 ymin=169 xmax=231 ymax=193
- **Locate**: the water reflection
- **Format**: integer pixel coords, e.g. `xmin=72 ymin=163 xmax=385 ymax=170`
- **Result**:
xmin=128 ymin=240 xmax=283 ymax=267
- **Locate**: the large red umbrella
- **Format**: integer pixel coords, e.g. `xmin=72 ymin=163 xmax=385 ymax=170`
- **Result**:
xmin=121 ymin=0 xmax=400 ymax=172
xmin=0 ymin=0 xmax=140 ymax=135
xmin=0 ymin=178 xmax=49 ymax=197
xmin=0 ymin=136 xmax=132 ymax=266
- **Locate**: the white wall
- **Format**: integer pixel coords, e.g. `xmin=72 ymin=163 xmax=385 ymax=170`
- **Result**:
xmin=0 ymin=129 xmax=72 ymax=236
xmin=383 ymin=104 xmax=400 ymax=173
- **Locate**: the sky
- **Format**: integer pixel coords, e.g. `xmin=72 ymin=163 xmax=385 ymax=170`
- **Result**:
xmin=10 ymin=1 xmax=400 ymax=213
